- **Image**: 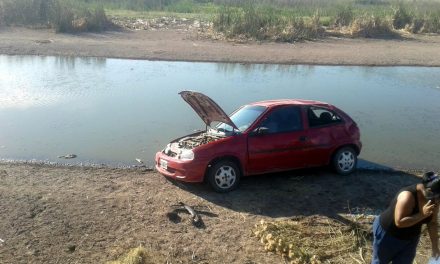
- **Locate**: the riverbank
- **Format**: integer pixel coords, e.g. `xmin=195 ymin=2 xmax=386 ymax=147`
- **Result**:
xmin=0 ymin=163 xmax=434 ymax=263
xmin=1 ymin=26 xmax=440 ymax=66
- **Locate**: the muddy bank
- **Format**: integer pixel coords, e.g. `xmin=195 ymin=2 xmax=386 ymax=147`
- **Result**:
xmin=1 ymin=26 xmax=440 ymax=66
xmin=0 ymin=163 xmax=435 ymax=263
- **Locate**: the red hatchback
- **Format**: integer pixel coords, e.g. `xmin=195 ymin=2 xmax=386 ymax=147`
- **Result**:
xmin=156 ymin=91 xmax=362 ymax=192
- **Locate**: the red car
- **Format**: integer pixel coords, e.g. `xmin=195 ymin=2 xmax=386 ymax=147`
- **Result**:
xmin=156 ymin=91 xmax=362 ymax=192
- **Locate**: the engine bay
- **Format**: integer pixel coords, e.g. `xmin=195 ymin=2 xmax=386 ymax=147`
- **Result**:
xmin=164 ymin=131 xmax=225 ymax=157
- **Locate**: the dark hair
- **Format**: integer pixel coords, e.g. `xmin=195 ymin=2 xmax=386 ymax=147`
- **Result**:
xmin=423 ymin=171 xmax=437 ymax=185
xmin=423 ymin=171 xmax=440 ymax=199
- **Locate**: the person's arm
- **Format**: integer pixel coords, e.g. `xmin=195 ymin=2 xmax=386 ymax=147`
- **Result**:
xmin=394 ymin=191 xmax=434 ymax=228
xmin=428 ymin=205 xmax=439 ymax=258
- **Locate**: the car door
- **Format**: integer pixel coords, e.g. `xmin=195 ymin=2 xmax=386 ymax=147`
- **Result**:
xmin=247 ymin=106 xmax=308 ymax=174
xmin=303 ymin=106 xmax=347 ymax=166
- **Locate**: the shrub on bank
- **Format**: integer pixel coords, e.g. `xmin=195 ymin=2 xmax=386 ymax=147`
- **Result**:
xmin=278 ymin=12 xmax=323 ymax=42
xmin=334 ymin=4 xmax=354 ymax=27
xmin=422 ymin=12 xmax=440 ymax=33
xmin=0 ymin=0 xmax=110 ymax=33
xmin=403 ymin=11 xmax=440 ymax=34
xmin=0 ymin=2 xmax=3 ymax=26
xmin=392 ymin=4 xmax=412 ymax=30
xmin=350 ymin=14 xmax=393 ymax=38
xmin=214 ymin=4 xmax=323 ymax=42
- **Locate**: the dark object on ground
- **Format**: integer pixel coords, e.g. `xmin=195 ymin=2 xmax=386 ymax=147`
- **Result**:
xmin=67 ymin=244 xmax=76 ymax=253
xmin=166 ymin=202 xmax=218 ymax=228
xmin=58 ymin=154 xmax=77 ymax=159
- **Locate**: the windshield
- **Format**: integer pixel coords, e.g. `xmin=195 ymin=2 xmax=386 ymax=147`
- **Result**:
xmin=216 ymin=105 xmax=266 ymax=133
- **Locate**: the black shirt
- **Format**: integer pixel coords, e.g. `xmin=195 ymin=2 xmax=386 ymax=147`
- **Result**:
xmin=380 ymin=184 xmax=432 ymax=240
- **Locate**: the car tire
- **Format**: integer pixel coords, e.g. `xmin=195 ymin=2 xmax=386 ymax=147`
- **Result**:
xmin=332 ymin=147 xmax=357 ymax=175
xmin=207 ymin=160 xmax=241 ymax=193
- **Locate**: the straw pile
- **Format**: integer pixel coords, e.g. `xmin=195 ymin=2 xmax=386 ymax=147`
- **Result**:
xmin=253 ymin=216 xmax=370 ymax=264
xmin=107 ymin=246 xmax=164 ymax=264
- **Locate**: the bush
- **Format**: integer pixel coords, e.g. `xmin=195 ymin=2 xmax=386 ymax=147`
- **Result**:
xmin=274 ymin=12 xmax=323 ymax=42
xmin=214 ymin=3 xmax=323 ymax=42
xmin=350 ymin=14 xmax=393 ymax=38
xmin=52 ymin=2 xmax=74 ymax=32
xmin=334 ymin=5 xmax=353 ymax=27
xmin=420 ymin=12 xmax=440 ymax=33
xmin=0 ymin=0 xmax=110 ymax=33
xmin=86 ymin=6 xmax=109 ymax=32
xmin=213 ymin=5 xmax=236 ymax=32
xmin=232 ymin=4 xmax=281 ymax=39
xmin=406 ymin=17 xmax=424 ymax=33
xmin=0 ymin=2 xmax=4 ymax=26
xmin=392 ymin=4 xmax=412 ymax=29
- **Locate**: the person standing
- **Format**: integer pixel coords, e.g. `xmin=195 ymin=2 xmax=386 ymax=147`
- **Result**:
xmin=372 ymin=171 xmax=440 ymax=264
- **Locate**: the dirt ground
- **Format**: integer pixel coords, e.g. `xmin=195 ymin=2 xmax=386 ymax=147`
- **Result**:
xmin=0 ymin=163 xmax=435 ymax=264
xmin=1 ymin=26 xmax=440 ymax=66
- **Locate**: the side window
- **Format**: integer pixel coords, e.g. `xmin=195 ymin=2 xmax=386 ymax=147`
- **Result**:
xmin=259 ymin=106 xmax=303 ymax=134
xmin=307 ymin=107 xmax=342 ymax=127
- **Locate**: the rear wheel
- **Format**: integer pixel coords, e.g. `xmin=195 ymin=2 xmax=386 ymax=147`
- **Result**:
xmin=332 ymin=147 xmax=357 ymax=175
xmin=207 ymin=160 xmax=241 ymax=193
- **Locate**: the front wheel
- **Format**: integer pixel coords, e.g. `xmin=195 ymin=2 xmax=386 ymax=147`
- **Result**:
xmin=332 ymin=147 xmax=357 ymax=175
xmin=207 ymin=160 xmax=241 ymax=193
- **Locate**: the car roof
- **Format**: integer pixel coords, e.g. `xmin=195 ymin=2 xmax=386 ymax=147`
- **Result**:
xmin=248 ymin=99 xmax=332 ymax=108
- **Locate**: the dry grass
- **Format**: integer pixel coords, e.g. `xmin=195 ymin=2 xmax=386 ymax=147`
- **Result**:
xmin=253 ymin=215 xmax=371 ymax=264
xmin=107 ymin=246 xmax=164 ymax=264
xmin=349 ymin=14 xmax=394 ymax=38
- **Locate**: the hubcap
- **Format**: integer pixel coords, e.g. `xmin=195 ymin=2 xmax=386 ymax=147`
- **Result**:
xmin=214 ymin=165 xmax=236 ymax=189
xmin=338 ymin=151 xmax=355 ymax=172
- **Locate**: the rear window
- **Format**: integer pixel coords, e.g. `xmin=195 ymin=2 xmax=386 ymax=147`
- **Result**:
xmin=307 ymin=106 xmax=342 ymax=127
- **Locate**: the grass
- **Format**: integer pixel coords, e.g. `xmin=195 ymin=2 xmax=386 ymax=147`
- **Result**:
xmin=350 ymin=13 xmax=395 ymax=38
xmin=0 ymin=0 xmax=111 ymax=32
xmin=1 ymin=0 xmax=440 ymax=37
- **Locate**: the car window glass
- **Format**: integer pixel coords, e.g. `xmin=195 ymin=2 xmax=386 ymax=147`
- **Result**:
xmin=307 ymin=107 xmax=342 ymax=127
xmin=217 ymin=105 xmax=266 ymax=132
xmin=259 ymin=106 xmax=302 ymax=134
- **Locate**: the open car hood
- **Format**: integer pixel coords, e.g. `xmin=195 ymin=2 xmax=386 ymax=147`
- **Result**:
xmin=179 ymin=91 xmax=238 ymax=130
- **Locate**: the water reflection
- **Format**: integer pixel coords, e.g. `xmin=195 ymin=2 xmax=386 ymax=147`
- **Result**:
xmin=215 ymin=63 xmax=316 ymax=77
xmin=0 ymin=55 xmax=439 ymax=170
xmin=54 ymin=56 xmax=106 ymax=69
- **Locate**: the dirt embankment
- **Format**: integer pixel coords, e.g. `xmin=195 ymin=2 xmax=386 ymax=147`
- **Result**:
xmin=1 ymin=26 xmax=440 ymax=66
xmin=0 ymin=163 xmax=435 ymax=263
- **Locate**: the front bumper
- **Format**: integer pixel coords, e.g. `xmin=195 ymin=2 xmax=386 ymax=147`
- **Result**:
xmin=155 ymin=151 xmax=207 ymax=182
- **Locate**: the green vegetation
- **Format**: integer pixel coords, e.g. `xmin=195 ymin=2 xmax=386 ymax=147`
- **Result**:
xmin=0 ymin=0 xmax=110 ymax=32
xmin=213 ymin=5 xmax=325 ymax=41
xmin=1 ymin=0 xmax=440 ymax=37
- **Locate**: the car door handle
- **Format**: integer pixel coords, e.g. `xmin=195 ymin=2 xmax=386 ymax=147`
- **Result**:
xmin=299 ymin=136 xmax=308 ymax=142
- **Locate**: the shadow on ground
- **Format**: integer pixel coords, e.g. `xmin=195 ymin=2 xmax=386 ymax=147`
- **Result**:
xmin=166 ymin=161 xmax=421 ymax=223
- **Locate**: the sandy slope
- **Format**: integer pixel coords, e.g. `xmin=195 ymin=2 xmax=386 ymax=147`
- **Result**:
xmin=1 ymin=26 xmax=440 ymax=66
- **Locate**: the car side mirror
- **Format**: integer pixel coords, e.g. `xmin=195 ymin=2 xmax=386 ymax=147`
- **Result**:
xmin=252 ymin=126 xmax=269 ymax=136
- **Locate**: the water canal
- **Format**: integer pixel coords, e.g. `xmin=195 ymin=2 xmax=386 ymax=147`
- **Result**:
xmin=0 ymin=55 xmax=439 ymax=170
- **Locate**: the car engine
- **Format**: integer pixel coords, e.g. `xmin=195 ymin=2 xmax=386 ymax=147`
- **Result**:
xmin=177 ymin=133 xmax=223 ymax=149
xmin=164 ymin=132 xmax=224 ymax=157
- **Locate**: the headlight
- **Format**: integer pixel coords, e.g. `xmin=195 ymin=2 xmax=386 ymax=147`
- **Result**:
xmin=164 ymin=144 xmax=171 ymax=155
xmin=178 ymin=149 xmax=194 ymax=160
